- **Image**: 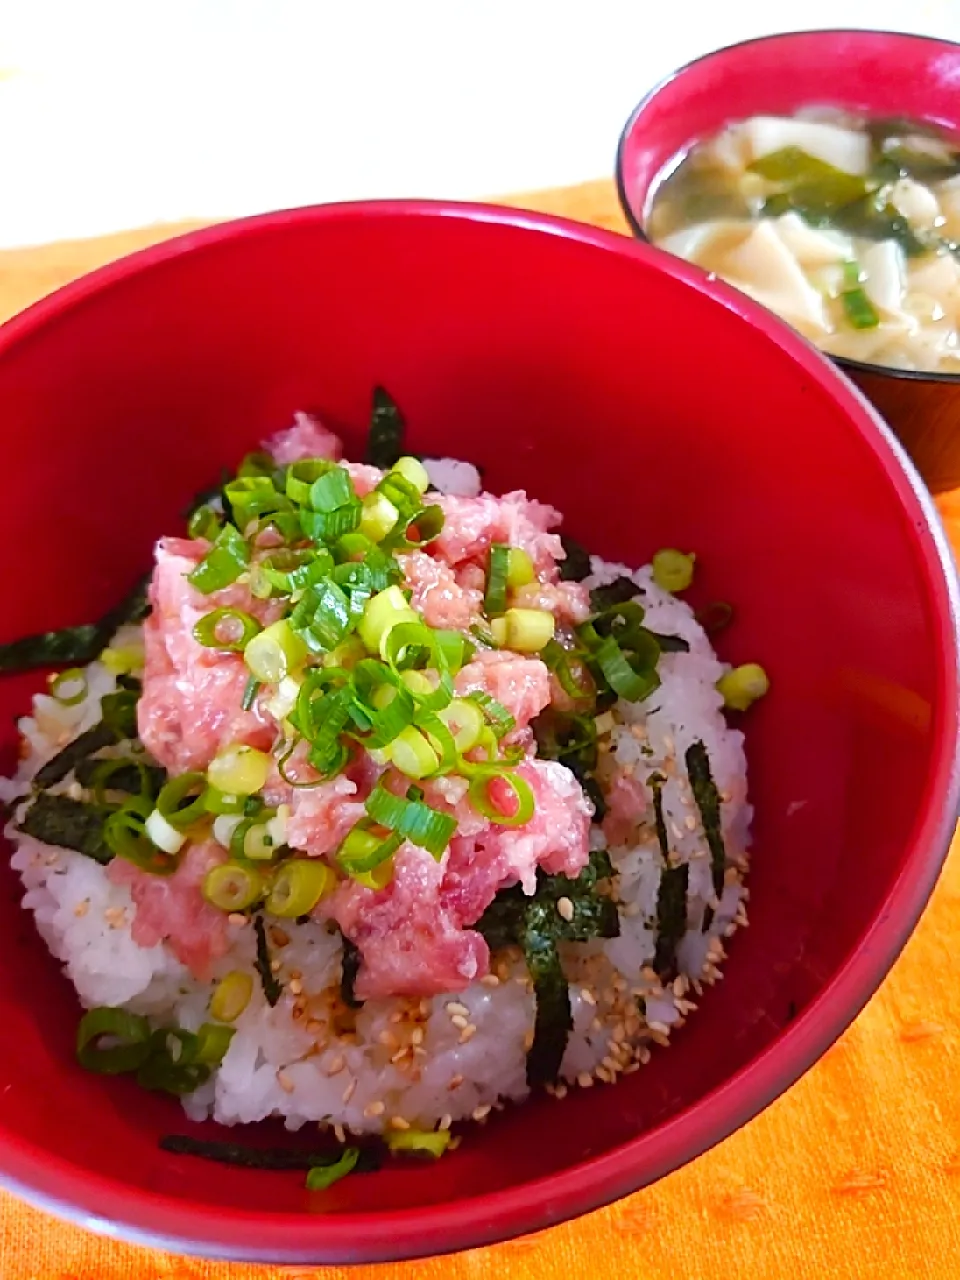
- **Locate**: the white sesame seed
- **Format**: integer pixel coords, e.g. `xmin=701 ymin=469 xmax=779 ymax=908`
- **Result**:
xmin=333 ymin=1123 xmax=346 ymax=1143
xmin=439 ymin=1113 xmax=453 ymax=1130
xmin=459 ymin=1024 xmax=477 ymax=1043
xmin=447 ymin=1074 xmax=464 ymax=1091
xmin=556 ymin=896 xmax=574 ymax=923
xmin=276 ymin=1070 xmax=295 ymax=1094
xmin=580 ymin=988 xmax=597 ymax=1006
xmin=480 ymin=973 xmax=500 ymax=987
xmin=472 ymin=1104 xmax=492 ymax=1122
xmin=289 ymin=978 xmax=303 ymax=996
xmin=577 ymin=1072 xmax=594 ymax=1089
xmin=227 ymin=912 xmax=247 ymax=926
xmin=450 ymin=1013 xmax=469 ymax=1030
xmin=446 ymin=1001 xmax=469 ymax=1018
xmin=364 ymin=1100 xmax=386 ymax=1118
xmin=342 ymin=1078 xmax=358 ymax=1104
xmin=73 ymin=899 xmax=89 ymax=918
xmin=390 ymin=1116 xmax=411 ymax=1131
xmin=324 ymin=1055 xmax=345 ymax=1077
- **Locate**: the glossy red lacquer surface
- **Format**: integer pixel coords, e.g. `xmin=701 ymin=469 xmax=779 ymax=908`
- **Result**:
xmin=616 ymin=29 xmax=960 ymax=236
xmin=0 ymin=202 xmax=955 ymax=1265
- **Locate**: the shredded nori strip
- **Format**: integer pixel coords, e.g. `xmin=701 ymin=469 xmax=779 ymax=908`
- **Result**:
xmin=588 ymin=576 xmax=638 ymax=614
xmin=253 ymin=915 xmax=282 ymax=1007
xmin=33 ymin=689 xmax=139 ymax=790
xmin=648 ymin=631 xmax=690 ymax=654
xmin=18 ymin=793 xmax=112 ymax=863
xmin=74 ymin=757 xmax=165 ymax=796
xmin=0 ymin=574 xmax=150 ymax=674
xmin=340 ymin=936 xmax=363 ymax=1009
xmin=558 ymin=535 xmax=591 ymax=582
xmin=477 ymin=850 xmax=619 ymax=1086
xmin=364 ymin=386 xmax=406 ymax=469
xmin=649 ymin=772 xmax=689 ymax=978
xmin=685 ymin=740 xmax=726 ymax=901
xmin=159 ymin=1134 xmax=381 ymax=1174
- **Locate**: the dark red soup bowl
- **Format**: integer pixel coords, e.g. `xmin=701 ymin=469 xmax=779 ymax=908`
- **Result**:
xmin=0 ymin=201 xmax=956 ymax=1265
xmin=616 ymin=29 xmax=960 ymax=493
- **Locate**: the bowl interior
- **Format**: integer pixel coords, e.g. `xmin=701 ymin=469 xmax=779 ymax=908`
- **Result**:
xmin=617 ymin=30 xmax=960 ymax=233
xmin=0 ymin=204 xmax=955 ymax=1260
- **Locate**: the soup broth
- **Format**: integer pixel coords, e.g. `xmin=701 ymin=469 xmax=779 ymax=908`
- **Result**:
xmin=647 ymin=108 xmax=960 ymax=374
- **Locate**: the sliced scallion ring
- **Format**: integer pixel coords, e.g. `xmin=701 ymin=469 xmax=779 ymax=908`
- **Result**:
xmin=76 ymin=1007 xmax=153 ymax=1074
xmin=467 ymin=768 xmax=535 ymax=827
xmin=157 ymin=772 xmax=209 ymax=831
xmin=265 ymin=858 xmax=338 ymax=917
xmin=202 ymin=861 xmax=266 ymax=912
xmin=50 ymin=667 xmax=88 ymax=706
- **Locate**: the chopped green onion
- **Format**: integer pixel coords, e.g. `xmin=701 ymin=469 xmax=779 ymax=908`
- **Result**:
xmin=241 ymin=675 xmax=261 ymax=712
xmin=100 ymin=644 xmax=146 ymax=675
xmin=493 ymin=607 xmax=555 ymax=653
xmin=206 ymin=745 xmax=271 ymax=796
xmin=188 ymin=503 xmax=223 ymax=540
xmin=86 ymin=756 xmax=156 ymax=806
xmin=716 ymin=662 xmax=770 ymax=712
xmin=285 ymin=458 xmax=333 ymax=504
xmin=265 ymin=858 xmax=338 ymax=916
xmin=193 ymin=608 xmax=262 ymax=652
xmin=386 ymin=1128 xmax=452 ymax=1158
xmin=290 ymin=580 xmax=353 ymax=654
xmin=76 ymin=1007 xmax=153 ymax=1074
xmin=308 ymin=467 xmax=355 ymax=513
xmin=841 ymin=261 xmax=880 ymax=329
xmin=300 ymin=502 xmax=362 ymax=543
xmin=433 ymin=629 xmax=472 ymax=675
xmin=192 ymin=1022 xmax=236 ymax=1065
xmin=204 ymin=788 xmax=246 ymax=816
xmin=156 ymin=772 xmax=210 ymax=830
xmin=466 ymin=691 xmax=516 ymax=739
xmin=224 ymin=475 xmax=294 ymax=531
xmin=375 ymin=470 xmax=422 ymax=523
xmin=49 ymin=668 xmax=88 ymax=706
xmin=359 ymin=490 xmax=400 ymax=542
xmin=305 ymin=1146 xmax=360 ymax=1191
xmin=210 ymin=971 xmax=254 ymax=1022
xmin=467 ymin=768 xmax=535 ymax=827
xmin=244 ymin=619 xmax=308 ymax=684
xmin=363 ymin=782 xmax=457 ymax=856
xmin=187 ymin=525 xmax=250 ymax=594
xmin=104 ymin=798 xmax=179 ymax=875
xmin=202 ymin=861 xmax=265 ymax=912
xmin=392 ymin=456 xmax=430 ymax=494
xmin=390 ymin=725 xmax=441 ymax=778
xmin=352 ymin=859 xmax=396 ymax=891
xmin=593 ymin=634 xmax=657 ymax=702
xmin=651 ymin=549 xmax=695 ymax=593
xmin=238 ymin=450 xmax=278 ymax=478
xmin=381 ymin=622 xmax=454 ymax=710
xmin=541 ymin=640 xmax=595 ymax=704
xmin=144 ymin=809 xmax=187 ymax=855
xmin=231 ymin=820 xmax=278 ymax=862
xmin=436 ymin=697 xmax=485 ymax=752
xmin=337 ymin=823 xmax=404 ymax=876
xmin=506 ymin=547 xmax=536 ymax=588
xmin=358 ymin=586 xmax=418 ymax=654
xmin=396 ymin=505 xmax=445 ymax=549
xmin=485 ymin=543 xmax=510 ymax=615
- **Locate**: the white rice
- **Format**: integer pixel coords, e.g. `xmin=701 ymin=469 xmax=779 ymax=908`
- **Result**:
xmin=1 ymin=562 xmax=750 ymax=1136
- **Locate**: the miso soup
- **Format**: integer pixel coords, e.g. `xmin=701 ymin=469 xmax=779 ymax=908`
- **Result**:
xmin=647 ymin=108 xmax=960 ymax=374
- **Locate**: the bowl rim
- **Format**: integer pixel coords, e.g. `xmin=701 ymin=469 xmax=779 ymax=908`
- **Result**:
xmin=613 ymin=26 xmax=960 ymax=385
xmin=0 ymin=197 xmax=958 ymax=1264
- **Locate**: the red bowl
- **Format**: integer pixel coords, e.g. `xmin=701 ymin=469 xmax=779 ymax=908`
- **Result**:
xmin=0 ymin=201 xmax=956 ymax=1264
xmin=615 ymin=29 xmax=960 ymax=493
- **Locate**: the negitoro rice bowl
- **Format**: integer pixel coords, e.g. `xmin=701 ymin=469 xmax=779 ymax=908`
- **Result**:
xmin=0 ymin=391 xmax=766 ymax=1188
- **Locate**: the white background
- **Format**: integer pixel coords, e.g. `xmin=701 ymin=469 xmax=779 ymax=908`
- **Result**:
xmin=1 ymin=1 xmax=958 ymax=248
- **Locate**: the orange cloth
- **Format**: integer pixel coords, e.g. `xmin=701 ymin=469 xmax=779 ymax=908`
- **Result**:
xmin=2 ymin=193 xmax=960 ymax=1280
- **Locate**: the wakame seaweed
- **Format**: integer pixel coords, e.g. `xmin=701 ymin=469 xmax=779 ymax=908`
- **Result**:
xmin=650 ymin=774 xmax=688 ymax=978
xmin=558 ymin=535 xmax=591 ymax=582
xmin=340 ymin=936 xmax=363 ymax=1009
xmin=159 ymin=1133 xmax=381 ymax=1174
xmin=685 ymin=740 xmax=726 ymax=900
xmin=477 ymin=850 xmax=619 ymax=1086
xmin=18 ymin=793 xmax=112 ymax=864
xmin=0 ymin=574 xmax=151 ymax=675
xmin=253 ymin=915 xmax=282 ymax=1007
xmin=364 ymin=386 xmax=407 ymax=469
xmin=32 ymin=689 xmax=140 ymax=790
